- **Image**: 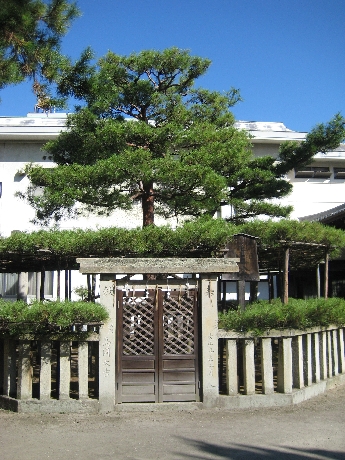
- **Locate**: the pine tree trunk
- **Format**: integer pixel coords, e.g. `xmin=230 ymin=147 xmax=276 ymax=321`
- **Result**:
xmin=142 ymin=182 xmax=154 ymax=227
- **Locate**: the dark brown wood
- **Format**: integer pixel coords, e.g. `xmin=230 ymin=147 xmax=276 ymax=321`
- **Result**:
xmin=57 ymin=270 xmax=60 ymax=300
xmin=40 ymin=270 xmax=45 ymax=301
xmin=237 ymin=279 xmax=246 ymax=310
xmin=223 ymin=234 xmax=260 ymax=281
xmin=116 ymin=287 xmax=199 ymax=403
xmin=283 ymin=248 xmax=289 ymax=304
xmin=324 ymin=252 xmax=329 ymax=299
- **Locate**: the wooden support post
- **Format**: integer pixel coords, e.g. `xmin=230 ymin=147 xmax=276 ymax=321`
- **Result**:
xmin=316 ymin=264 xmax=320 ymax=299
xmin=40 ymin=270 xmax=45 ymax=301
xmin=40 ymin=340 xmax=51 ymax=399
xmin=225 ymin=340 xmax=238 ymax=395
xmin=17 ymin=340 xmax=32 ymax=400
xmin=249 ymin=281 xmax=258 ymax=304
xmin=237 ymin=280 xmax=246 ymax=311
xmin=292 ymin=336 xmax=304 ymax=389
xmin=65 ymin=270 xmax=69 ymax=300
xmin=277 ymin=337 xmax=292 ymax=393
xmin=59 ymin=341 xmax=70 ymax=400
xmin=283 ymin=248 xmax=289 ymax=304
xmin=320 ymin=331 xmax=328 ymax=380
xmin=243 ymin=339 xmax=255 ymax=395
xmin=261 ymin=338 xmax=274 ymax=394
xmin=78 ymin=342 xmax=89 ymax=399
xmin=324 ymin=252 xmax=329 ymax=299
xmin=57 ymin=270 xmax=61 ymax=300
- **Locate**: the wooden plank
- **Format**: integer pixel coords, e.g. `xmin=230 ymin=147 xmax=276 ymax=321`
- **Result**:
xmin=163 ymin=384 xmax=196 ymax=394
xmin=122 ymin=372 xmax=155 ymax=384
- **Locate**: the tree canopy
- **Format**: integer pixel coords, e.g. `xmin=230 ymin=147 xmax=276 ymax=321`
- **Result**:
xmin=20 ymin=47 xmax=345 ymax=227
xmin=0 ymin=0 xmax=79 ymax=107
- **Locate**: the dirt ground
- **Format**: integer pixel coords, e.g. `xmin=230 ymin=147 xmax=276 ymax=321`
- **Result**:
xmin=1 ymin=385 xmax=345 ymax=460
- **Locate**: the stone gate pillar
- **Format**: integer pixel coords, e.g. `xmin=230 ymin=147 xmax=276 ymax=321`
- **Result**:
xmin=200 ymin=274 xmax=219 ymax=407
xmin=99 ymin=274 xmax=117 ymax=412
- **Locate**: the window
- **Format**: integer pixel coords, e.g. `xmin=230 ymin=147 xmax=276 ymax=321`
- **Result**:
xmin=294 ymin=167 xmax=331 ymax=178
xmin=28 ymin=271 xmax=54 ymax=296
xmin=334 ymin=168 xmax=345 ymax=179
xmin=0 ymin=273 xmax=18 ymax=297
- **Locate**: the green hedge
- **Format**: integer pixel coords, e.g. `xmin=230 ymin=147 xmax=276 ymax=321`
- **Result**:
xmin=0 ymin=299 xmax=109 ymax=338
xmin=218 ymin=298 xmax=345 ymax=335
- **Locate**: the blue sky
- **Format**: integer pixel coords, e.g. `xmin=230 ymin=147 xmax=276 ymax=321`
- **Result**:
xmin=0 ymin=0 xmax=344 ymax=132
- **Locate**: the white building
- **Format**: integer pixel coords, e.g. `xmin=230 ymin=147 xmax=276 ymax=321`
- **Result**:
xmin=1 ymin=113 xmax=344 ymax=300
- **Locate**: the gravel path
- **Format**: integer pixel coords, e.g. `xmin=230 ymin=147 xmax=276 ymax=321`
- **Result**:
xmin=1 ymin=385 xmax=345 ymax=459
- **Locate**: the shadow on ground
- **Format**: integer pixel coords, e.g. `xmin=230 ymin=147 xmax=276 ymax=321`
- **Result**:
xmin=174 ymin=439 xmax=345 ymax=460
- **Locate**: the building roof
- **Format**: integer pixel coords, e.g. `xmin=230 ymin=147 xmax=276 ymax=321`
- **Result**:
xmin=300 ymin=203 xmax=345 ymax=227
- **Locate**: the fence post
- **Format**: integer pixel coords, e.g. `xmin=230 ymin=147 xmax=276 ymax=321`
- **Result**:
xmin=320 ymin=331 xmax=327 ymax=380
xmin=327 ymin=331 xmax=333 ymax=377
xmin=261 ymin=338 xmax=274 ymax=394
xmin=332 ymin=330 xmax=339 ymax=376
xmin=277 ymin=337 xmax=292 ymax=393
xmin=313 ymin=333 xmax=321 ymax=383
xmin=225 ymin=339 xmax=238 ymax=395
xmin=243 ymin=339 xmax=255 ymax=395
xmin=40 ymin=340 xmax=51 ymax=399
xmin=338 ymin=328 xmax=345 ymax=373
xmin=292 ymin=336 xmax=304 ymax=389
xmin=78 ymin=341 xmax=89 ymax=399
xmin=304 ymin=333 xmax=312 ymax=386
xmin=17 ymin=340 xmax=32 ymax=400
xmin=59 ymin=341 xmax=70 ymax=400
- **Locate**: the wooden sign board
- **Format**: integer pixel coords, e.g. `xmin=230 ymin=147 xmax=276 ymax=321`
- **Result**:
xmin=222 ymin=234 xmax=260 ymax=281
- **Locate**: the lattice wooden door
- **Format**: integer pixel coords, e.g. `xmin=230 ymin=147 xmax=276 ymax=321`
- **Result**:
xmin=116 ymin=287 xmax=199 ymax=403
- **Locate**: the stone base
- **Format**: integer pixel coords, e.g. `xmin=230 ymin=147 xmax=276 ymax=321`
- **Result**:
xmin=0 ymin=396 xmax=99 ymax=414
xmin=217 ymin=373 xmax=345 ymax=410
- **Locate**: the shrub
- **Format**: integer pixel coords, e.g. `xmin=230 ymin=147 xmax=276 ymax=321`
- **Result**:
xmin=218 ymin=298 xmax=345 ymax=335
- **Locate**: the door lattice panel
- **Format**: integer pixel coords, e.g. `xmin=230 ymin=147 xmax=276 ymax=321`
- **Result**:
xmin=163 ymin=294 xmax=195 ymax=355
xmin=122 ymin=296 xmax=155 ymax=356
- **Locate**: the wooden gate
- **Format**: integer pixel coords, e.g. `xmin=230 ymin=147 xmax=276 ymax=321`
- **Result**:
xmin=116 ymin=287 xmax=199 ymax=403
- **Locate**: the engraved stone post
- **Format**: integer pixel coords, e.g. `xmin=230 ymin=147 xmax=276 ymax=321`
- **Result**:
xmin=99 ymin=274 xmax=116 ymax=412
xmin=17 ymin=340 xmax=32 ymax=400
xmin=313 ymin=333 xmax=321 ymax=383
xmin=226 ymin=339 xmax=238 ymax=395
xmin=200 ymin=275 xmax=218 ymax=407
xmin=261 ymin=338 xmax=274 ymax=394
xmin=332 ymin=329 xmax=339 ymax=376
xmin=277 ymin=337 xmax=292 ymax=393
xmin=292 ymin=335 xmax=304 ymax=389
xmin=59 ymin=341 xmax=70 ymax=400
xmin=78 ymin=342 xmax=89 ymax=399
xmin=243 ymin=339 xmax=255 ymax=395
xmin=320 ymin=331 xmax=327 ymax=380
xmin=40 ymin=340 xmax=51 ymax=399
